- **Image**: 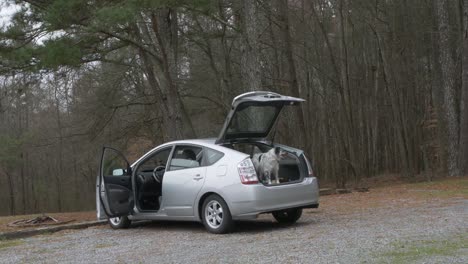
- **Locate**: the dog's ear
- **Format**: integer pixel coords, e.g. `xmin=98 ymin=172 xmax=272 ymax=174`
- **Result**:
xmin=274 ymin=147 xmax=280 ymax=155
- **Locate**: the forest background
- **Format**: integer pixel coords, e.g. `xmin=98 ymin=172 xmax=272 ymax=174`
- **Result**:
xmin=0 ymin=0 xmax=467 ymax=215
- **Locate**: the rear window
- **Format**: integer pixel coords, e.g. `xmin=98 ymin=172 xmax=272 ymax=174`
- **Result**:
xmin=227 ymin=105 xmax=279 ymax=135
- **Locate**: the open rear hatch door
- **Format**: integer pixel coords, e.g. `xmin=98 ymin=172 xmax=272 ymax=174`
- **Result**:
xmin=216 ymin=91 xmax=304 ymax=144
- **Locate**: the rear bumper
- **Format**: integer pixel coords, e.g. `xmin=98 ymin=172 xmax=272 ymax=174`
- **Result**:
xmin=227 ymin=177 xmax=319 ymax=220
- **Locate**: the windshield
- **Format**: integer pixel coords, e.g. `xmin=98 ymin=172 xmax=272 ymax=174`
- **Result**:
xmin=226 ymin=104 xmax=280 ymax=139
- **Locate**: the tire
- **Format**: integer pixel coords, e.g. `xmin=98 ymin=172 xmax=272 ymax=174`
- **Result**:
xmin=272 ymin=208 xmax=302 ymax=224
xmin=201 ymin=194 xmax=234 ymax=234
xmin=108 ymin=216 xmax=131 ymax=229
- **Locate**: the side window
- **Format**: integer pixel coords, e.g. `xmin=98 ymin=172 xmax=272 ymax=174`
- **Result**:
xmin=136 ymin=147 xmax=172 ymax=174
xmin=203 ymin=148 xmax=224 ymax=166
xmin=102 ymin=148 xmax=130 ymax=177
xmin=169 ymin=146 xmax=203 ymax=171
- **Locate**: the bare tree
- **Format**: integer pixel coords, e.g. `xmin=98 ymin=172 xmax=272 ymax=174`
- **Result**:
xmin=239 ymin=0 xmax=262 ymax=91
xmin=434 ymin=0 xmax=460 ymax=176
xmin=460 ymin=0 xmax=468 ymax=175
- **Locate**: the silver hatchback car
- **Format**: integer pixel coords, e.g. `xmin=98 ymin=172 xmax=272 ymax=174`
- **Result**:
xmin=97 ymin=91 xmax=319 ymax=233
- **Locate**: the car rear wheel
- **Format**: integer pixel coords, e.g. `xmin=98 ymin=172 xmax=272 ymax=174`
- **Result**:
xmin=202 ymin=195 xmax=234 ymax=234
xmin=108 ymin=216 xmax=131 ymax=229
xmin=272 ymin=208 xmax=302 ymax=224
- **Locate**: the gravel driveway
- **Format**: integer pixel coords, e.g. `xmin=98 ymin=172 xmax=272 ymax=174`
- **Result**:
xmin=0 ymin=194 xmax=467 ymax=263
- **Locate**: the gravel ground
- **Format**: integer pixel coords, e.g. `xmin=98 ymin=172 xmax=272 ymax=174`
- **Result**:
xmin=0 ymin=198 xmax=466 ymax=263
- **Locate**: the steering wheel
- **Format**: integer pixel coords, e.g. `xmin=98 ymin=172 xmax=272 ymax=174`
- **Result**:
xmin=152 ymin=166 xmax=166 ymax=184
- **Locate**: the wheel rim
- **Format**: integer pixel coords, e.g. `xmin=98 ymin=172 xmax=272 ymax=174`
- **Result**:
xmin=205 ymin=200 xmax=223 ymax=229
xmin=109 ymin=217 xmax=121 ymax=226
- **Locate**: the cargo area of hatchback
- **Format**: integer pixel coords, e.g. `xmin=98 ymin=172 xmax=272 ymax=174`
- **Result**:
xmin=223 ymin=142 xmax=307 ymax=185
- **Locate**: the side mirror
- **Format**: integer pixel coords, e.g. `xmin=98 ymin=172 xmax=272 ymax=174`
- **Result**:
xmin=112 ymin=168 xmax=124 ymax=176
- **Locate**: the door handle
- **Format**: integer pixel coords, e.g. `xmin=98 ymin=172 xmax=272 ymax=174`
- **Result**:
xmin=193 ymin=174 xmax=203 ymax=180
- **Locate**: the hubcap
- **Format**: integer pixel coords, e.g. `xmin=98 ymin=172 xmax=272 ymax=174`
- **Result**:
xmin=205 ymin=200 xmax=223 ymax=229
xmin=109 ymin=217 xmax=121 ymax=226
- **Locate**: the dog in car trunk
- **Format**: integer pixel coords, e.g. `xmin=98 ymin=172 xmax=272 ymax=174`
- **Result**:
xmin=252 ymin=147 xmax=287 ymax=184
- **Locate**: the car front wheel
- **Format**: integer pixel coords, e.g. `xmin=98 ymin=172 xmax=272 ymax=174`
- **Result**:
xmin=108 ymin=216 xmax=131 ymax=229
xmin=272 ymin=208 xmax=302 ymax=224
xmin=202 ymin=195 xmax=234 ymax=234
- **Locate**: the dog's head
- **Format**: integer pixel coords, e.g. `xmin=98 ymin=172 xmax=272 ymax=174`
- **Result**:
xmin=273 ymin=147 xmax=288 ymax=160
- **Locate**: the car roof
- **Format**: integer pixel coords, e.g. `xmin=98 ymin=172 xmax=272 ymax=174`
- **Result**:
xmin=173 ymin=138 xmax=217 ymax=145
xmin=130 ymin=138 xmax=247 ymax=167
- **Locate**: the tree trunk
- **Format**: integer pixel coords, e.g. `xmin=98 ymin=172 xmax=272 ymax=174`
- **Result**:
xmin=435 ymin=0 xmax=460 ymax=176
xmin=338 ymin=0 xmax=359 ymax=180
xmin=277 ymin=0 xmax=308 ymax=149
xmin=218 ymin=1 xmax=235 ymax=102
xmin=460 ymin=0 xmax=468 ymax=175
xmin=18 ymin=90 xmax=27 ymax=213
xmin=239 ymin=0 xmax=262 ymax=91
xmin=3 ymin=168 xmax=15 ymax=215
xmin=136 ymin=10 xmax=196 ymax=141
xmin=151 ymin=10 xmax=196 ymax=140
xmin=54 ymin=83 xmax=63 ymax=212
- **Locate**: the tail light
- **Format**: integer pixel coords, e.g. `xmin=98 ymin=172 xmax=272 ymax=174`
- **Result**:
xmin=303 ymin=155 xmax=314 ymax=177
xmin=238 ymin=158 xmax=259 ymax=184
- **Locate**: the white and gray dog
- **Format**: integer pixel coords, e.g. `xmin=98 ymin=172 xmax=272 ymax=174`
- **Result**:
xmin=252 ymin=147 xmax=286 ymax=184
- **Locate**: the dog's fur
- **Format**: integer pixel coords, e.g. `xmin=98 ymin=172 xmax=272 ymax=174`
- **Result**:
xmin=252 ymin=147 xmax=286 ymax=184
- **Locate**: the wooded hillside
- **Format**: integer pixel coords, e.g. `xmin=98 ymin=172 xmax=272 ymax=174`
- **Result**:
xmin=0 ymin=0 xmax=467 ymax=215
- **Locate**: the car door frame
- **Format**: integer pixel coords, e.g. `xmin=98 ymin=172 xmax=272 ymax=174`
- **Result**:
xmin=130 ymin=144 xmax=175 ymax=213
xmin=99 ymin=146 xmax=133 ymax=218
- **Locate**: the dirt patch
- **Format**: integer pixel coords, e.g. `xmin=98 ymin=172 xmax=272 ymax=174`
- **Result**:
xmin=0 ymin=211 xmax=96 ymax=233
xmin=314 ymin=177 xmax=467 ymax=216
xmin=1 ymin=177 xmax=465 ymax=233
xmin=7 ymin=215 xmax=75 ymax=228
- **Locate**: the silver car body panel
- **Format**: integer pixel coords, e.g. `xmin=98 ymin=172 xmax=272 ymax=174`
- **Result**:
xmin=162 ymin=166 xmax=207 ymax=217
xmin=225 ymin=177 xmax=319 ymax=219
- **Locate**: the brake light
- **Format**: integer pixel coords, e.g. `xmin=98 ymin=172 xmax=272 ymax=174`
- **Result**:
xmin=238 ymin=159 xmax=259 ymax=184
xmin=303 ymin=155 xmax=314 ymax=177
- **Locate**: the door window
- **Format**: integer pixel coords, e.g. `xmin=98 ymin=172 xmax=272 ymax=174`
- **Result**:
xmin=101 ymin=148 xmax=130 ymax=177
xmin=99 ymin=147 xmax=132 ymax=217
xmin=136 ymin=147 xmax=172 ymax=174
xmin=169 ymin=146 xmax=203 ymax=171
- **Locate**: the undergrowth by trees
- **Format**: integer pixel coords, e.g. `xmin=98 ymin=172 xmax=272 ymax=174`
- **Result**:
xmin=0 ymin=0 xmax=467 ymax=215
